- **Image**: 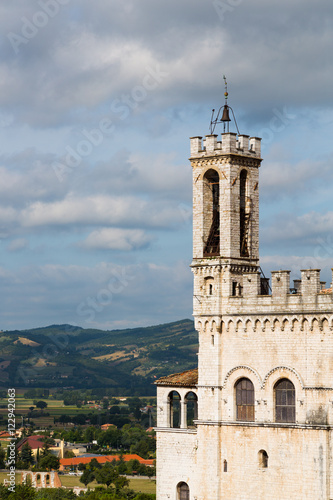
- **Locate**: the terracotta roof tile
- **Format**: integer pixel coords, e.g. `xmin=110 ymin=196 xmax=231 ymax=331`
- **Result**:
xmin=320 ymin=287 xmax=332 ymax=295
xmin=60 ymin=454 xmax=147 ymax=467
xmin=17 ymin=436 xmax=45 ymax=451
xmin=155 ymin=368 xmax=198 ymax=387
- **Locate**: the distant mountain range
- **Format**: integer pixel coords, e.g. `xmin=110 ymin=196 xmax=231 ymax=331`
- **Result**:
xmin=0 ymin=319 xmax=197 ymax=394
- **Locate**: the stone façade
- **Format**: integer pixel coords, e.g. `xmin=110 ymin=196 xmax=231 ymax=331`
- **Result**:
xmin=155 ymin=128 xmax=333 ymax=499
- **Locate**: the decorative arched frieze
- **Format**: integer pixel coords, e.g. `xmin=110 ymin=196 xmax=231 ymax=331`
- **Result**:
xmin=245 ymin=318 xmax=252 ymax=332
xmin=254 ymin=319 xmax=261 ymax=332
xmin=291 ymin=318 xmax=299 ymax=332
xmin=236 ymin=319 xmax=242 ymax=332
xmin=272 ymin=318 xmax=280 ymax=332
xmin=223 ymin=365 xmax=262 ymax=389
xmin=321 ymin=317 xmax=329 ymax=331
xmin=281 ymin=318 xmax=289 ymax=332
xmin=311 ymin=318 xmax=319 ymax=332
xmin=300 ymin=318 xmax=308 ymax=332
xmin=263 ymin=318 xmax=270 ymax=332
xmin=227 ymin=319 xmax=233 ymax=333
xmin=262 ymin=366 xmax=304 ymax=390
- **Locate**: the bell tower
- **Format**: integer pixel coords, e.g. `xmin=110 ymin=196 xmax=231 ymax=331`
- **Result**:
xmin=190 ymin=82 xmax=262 ymax=307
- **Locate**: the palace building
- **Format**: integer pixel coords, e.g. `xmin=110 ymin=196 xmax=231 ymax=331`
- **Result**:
xmin=155 ymin=92 xmax=333 ymax=499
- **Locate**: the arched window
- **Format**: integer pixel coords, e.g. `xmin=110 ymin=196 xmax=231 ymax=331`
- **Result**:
xmin=177 ymin=482 xmax=190 ymax=500
xmin=168 ymin=391 xmax=181 ymax=428
xmin=36 ymin=474 xmax=41 ymax=486
xmin=45 ymin=474 xmax=50 ymax=486
xmin=224 ymin=459 xmax=228 ymax=472
xmin=185 ymin=391 xmax=198 ymax=428
xmin=258 ymin=450 xmax=268 ymax=468
xmin=240 ymin=169 xmax=250 ymax=257
xmin=203 ymin=169 xmax=220 ymax=256
xmin=275 ymin=378 xmax=295 ymax=423
xmin=235 ymin=378 xmax=254 ymax=421
xmin=204 ymin=277 xmax=214 ymax=296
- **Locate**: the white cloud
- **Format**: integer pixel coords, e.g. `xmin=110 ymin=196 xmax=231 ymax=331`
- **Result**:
xmin=260 ymin=157 xmax=333 ymax=200
xmin=263 ymin=211 xmax=333 ymax=244
xmin=6 ymin=238 xmax=28 ymax=252
xmin=81 ymin=228 xmax=153 ymax=251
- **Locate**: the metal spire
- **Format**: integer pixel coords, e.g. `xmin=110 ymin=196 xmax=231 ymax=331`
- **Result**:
xmin=209 ymin=75 xmax=239 ymax=135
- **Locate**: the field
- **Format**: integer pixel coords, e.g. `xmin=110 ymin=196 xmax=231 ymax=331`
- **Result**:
xmin=0 ymin=472 xmax=156 ymax=494
xmin=0 ymin=396 xmax=123 ymax=430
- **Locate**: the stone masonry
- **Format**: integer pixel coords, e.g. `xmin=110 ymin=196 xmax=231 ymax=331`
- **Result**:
xmin=155 ymin=129 xmax=333 ymax=499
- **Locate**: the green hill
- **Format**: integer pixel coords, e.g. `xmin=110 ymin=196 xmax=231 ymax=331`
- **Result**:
xmin=0 ymin=319 xmax=197 ymax=394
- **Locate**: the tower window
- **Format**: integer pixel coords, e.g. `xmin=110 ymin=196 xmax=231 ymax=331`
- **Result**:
xmin=224 ymin=460 xmax=228 ymax=472
xmin=235 ymin=378 xmax=255 ymax=421
xmin=258 ymin=450 xmax=268 ymax=468
xmin=203 ymin=169 xmax=220 ymax=257
xmin=240 ymin=169 xmax=250 ymax=257
xmin=205 ymin=277 xmax=214 ymax=295
xmin=274 ymin=379 xmax=295 ymax=423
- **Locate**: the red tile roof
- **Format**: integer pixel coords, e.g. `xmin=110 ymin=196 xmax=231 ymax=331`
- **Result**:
xmin=60 ymin=454 xmax=153 ymax=468
xmin=0 ymin=431 xmax=11 ymax=438
xmin=320 ymin=287 xmax=332 ymax=295
xmin=17 ymin=435 xmax=46 ymax=451
xmin=155 ymin=368 xmax=198 ymax=387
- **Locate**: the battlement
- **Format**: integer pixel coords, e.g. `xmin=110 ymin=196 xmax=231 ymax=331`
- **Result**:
xmin=190 ymin=133 xmax=261 ymax=159
xmin=241 ymin=268 xmax=332 ymax=305
xmin=193 ymin=267 xmax=333 ymax=318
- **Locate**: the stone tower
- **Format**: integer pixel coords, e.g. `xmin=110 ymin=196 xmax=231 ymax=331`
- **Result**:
xmin=155 ymin=101 xmax=333 ymax=500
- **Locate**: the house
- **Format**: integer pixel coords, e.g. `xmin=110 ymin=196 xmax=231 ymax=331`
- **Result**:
xmin=16 ymin=435 xmax=46 ymax=457
xmin=101 ymin=423 xmax=116 ymax=431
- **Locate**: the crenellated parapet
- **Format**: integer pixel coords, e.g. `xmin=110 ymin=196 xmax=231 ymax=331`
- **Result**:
xmin=190 ymin=133 xmax=261 ymax=159
xmin=193 ymin=267 xmax=333 ymax=318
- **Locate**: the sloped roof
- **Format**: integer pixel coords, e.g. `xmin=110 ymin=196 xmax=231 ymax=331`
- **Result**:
xmin=60 ymin=454 xmax=152 ymax=467
xmin=320 ymin=287 xmax=332 ymax=295
xmin=17 ymin=435 xmax=45 ymax=451
xmin=155 ymin=368 xmax=198 ymax=387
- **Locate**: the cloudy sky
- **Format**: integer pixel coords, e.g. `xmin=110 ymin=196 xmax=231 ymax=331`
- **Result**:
xmin=0 ymin=0 xmax=332 ymax=331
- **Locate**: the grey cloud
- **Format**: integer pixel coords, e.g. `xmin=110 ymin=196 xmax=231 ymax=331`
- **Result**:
xmin=1 ymin=1 xmax=332 ymax=128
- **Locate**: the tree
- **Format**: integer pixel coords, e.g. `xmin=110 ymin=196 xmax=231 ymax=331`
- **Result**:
xmin=40 ymin=443 xmax=50 ymax=458
xmin=0 ymin=447 xmax=6 ymax=468
xmin=36 ymin=401 xmax=48 ymax=410
xmin=35 ymin=488 xmax=76 ymax=499
xmin=94 ymin=462 xmax=129 ymax=492
xmin=38 ymin=454 xmax=60 ymax=471
xmin=64 ymin=450 xmax=75 ymax=459
xmin=20 ymin=443 xmax=34 ymax=467
xmin=88 ymin=458 xmax=102 ymax=471
xmin=79 ymin=468 xmax=95 ymax=486
xmin=83 ymin=426 xmax=95 ymax=442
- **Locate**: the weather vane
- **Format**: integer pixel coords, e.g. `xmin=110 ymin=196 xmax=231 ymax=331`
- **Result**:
xmin=209 ymin=75 xmax=240 ymax=135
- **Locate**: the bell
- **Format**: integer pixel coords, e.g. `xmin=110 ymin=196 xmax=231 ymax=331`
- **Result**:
xmin=221 ymin=105 xmax=231 ymax=122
